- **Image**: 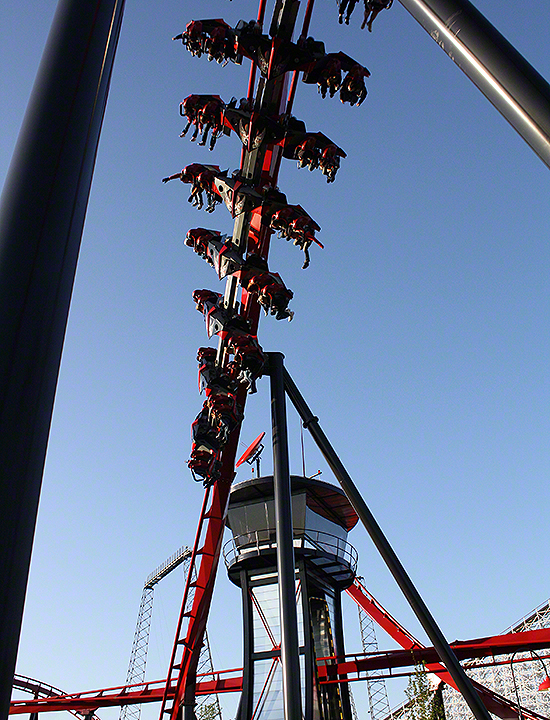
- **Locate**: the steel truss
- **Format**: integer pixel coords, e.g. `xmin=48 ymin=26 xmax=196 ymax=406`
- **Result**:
xmin=355 ymin=580 xmax=393 ymax=720
xmin=121 ymin=547 xmax=195 ymax=720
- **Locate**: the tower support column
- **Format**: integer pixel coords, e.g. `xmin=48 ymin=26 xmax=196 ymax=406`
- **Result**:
xmin=0 ymin=1 xmax=125 ymax=717
xmin=268 ymin=352 xmax=302 ymax=720
xmin=282 ymin=365 xmax=493 ymax=720
xmin=398 ymin=0 xmax=550 ymax=168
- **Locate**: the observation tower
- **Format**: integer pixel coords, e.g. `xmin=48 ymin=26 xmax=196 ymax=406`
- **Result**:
xmin=224 ymin=475 xmax=359 ymax=720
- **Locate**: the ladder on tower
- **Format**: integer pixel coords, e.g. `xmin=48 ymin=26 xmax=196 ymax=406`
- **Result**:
xmin=158 ymin=481 xmax=232 ymax=720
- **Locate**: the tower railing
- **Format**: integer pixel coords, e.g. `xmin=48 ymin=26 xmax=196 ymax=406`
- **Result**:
xmin=223 ymin=528 xmax=358 ymax=575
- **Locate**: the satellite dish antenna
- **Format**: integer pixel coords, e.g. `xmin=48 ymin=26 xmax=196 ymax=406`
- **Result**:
xmin=236 ymin=431 xmax=265 ymax=477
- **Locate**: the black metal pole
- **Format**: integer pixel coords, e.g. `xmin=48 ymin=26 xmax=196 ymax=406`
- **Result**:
xmin=0 ymin=1 xmax=125 ymax=717
xmin=282 ymin=366 xmax=493 ymax=720
xmin=268 ymin=353 xmax=302 ymax=720
xmin=398 ymin=0 xmax=550 ymax=169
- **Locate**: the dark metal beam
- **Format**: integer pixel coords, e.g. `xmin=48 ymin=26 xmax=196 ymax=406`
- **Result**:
xmin=0 ymin=1 xmax=125 ymax=717
xmin=398 ymin=0 xmax=550 ymax=168
xmin=268 ymin=353 xmax=303 ymax=720
xmin=282 ymin=366 xmax=493 ymax=720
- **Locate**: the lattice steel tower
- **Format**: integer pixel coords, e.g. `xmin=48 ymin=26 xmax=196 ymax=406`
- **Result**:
xmin=120 ymin=546 xmax=222 ymax=720
xmin=355 ymin=578 xmax=393 ymax=720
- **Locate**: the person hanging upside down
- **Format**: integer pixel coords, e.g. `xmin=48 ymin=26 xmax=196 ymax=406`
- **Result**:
xmin=338 ymin=0 xmax=359 ymax=25
xmin=361 ymin=0 xmax=393 ymax=31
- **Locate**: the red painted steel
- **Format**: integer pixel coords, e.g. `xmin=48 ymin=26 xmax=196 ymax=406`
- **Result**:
xmin=286 ymin=0 xmax=316 ymax=110
xmin=161 ymin=6 xmax=305 ymax=715
xmin=345 ymin=579 xmax=550 ymax=720
xmin=159 ymin=457 xmax=237 ymax=717
xmin=317 ymin=629 xmax=550 ymax=680
xmin=11 ymin=639 xmax=550 ymax=717
xmin=236 ymin=432 xmax=266 ymax=467
xmin=9 ymin=672 xmax=244 ymax=715
xmin=158 ymin=486 xmax=212 ymax=717
xmin=347 ymin=578 xmax=421 ymax=650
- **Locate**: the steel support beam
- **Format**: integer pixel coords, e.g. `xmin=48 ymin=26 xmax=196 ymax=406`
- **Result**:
xmin=398 ymin=0 xmax=550 ymax=168
xmin=0 ymin=1 xmax=125 ymax=718
xmin=282 ymin=365 xmax=493 ymax=720
xmin=268 ymin=353 xmax=302 ymax=720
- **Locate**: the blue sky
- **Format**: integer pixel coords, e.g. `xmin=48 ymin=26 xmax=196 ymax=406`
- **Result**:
xmin=2 ymin=1 xmax=550 ymax=718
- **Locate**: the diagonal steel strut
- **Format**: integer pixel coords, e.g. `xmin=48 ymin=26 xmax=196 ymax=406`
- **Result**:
xmin=282 ymin=363 xmax=493 ymax=720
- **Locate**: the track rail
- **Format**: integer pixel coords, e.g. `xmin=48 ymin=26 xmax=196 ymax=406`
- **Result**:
xmin=11 ymin=631 xmax=550 ymax=717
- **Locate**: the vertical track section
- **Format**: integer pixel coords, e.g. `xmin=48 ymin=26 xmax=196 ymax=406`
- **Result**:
xmin=161 ymin=3 xmax=305 ymax=719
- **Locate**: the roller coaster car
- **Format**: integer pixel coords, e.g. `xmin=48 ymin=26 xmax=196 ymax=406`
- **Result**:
xmin=252 ymin=274 xmax=294 ymax=321
xmin=197 ymin=98 xmax=227 ymax=149
xmin=197 ymin=346 xmax=217 ymax=392
xmin=174 ymin=20 xmax=205 ymax=57
xmin=237 ymin=264 xmax=294 ymax=321
xmin=269 ymin=205 xmax=299 ymax=236
xmin=269 ymin=206 xmax=323 ymax=269
xmin=280 ymin=129 xmax=346 ymax=180
xmin=190 ymin=168 xmax=225 ymax=213
xmin=162 ymin=164 xmax=226 ymax=213
xmin=270 ymin=204 xmax=320 ymax=238
xmin=185 ymin=228 xmax=243 ymax=279
xmin=193 ymin=289 xmax=250 ymax=338
xmin=319 ymin=143 xmax=344 ymax=182
xmin=193 ymin=289 xmax=223 ymax=313
xmin=179 ymin=95 xmax=229 ymax=149
xmin=163 ymin=163 xmax=221 ymax=186
xmin=289 ymin=214 xmax=320 ymax=239
xmin=188 ymin=446 xmax=221 ymax=485
xmin=193 ymin=289 xmax=227 ymax=338
xmin=191 ymin=404 xmax=218 ymax=446
xmin=179 ymin=94 xmax=203 ymax=139
xmin=214 ymin=175 xmax=264 ymax=218
xmin=302 ymin=52 xmax=370 ymax=106
xmin=340 ymin=64 xmax=370 ymax=106
xmin=185 ymin=227 xmax=219 ymax=262
xmin=174 ymin=19 xmax=242 ymax=65
xmin=197 ymin=347 xmax=239 ymax=397
xmin=219 ymin=329 xmax=265 ymax=393
xmin=206 ymin=390 xmax=242 ymax=445
xmin=190 ymin=406 xmax=222 ymax=484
